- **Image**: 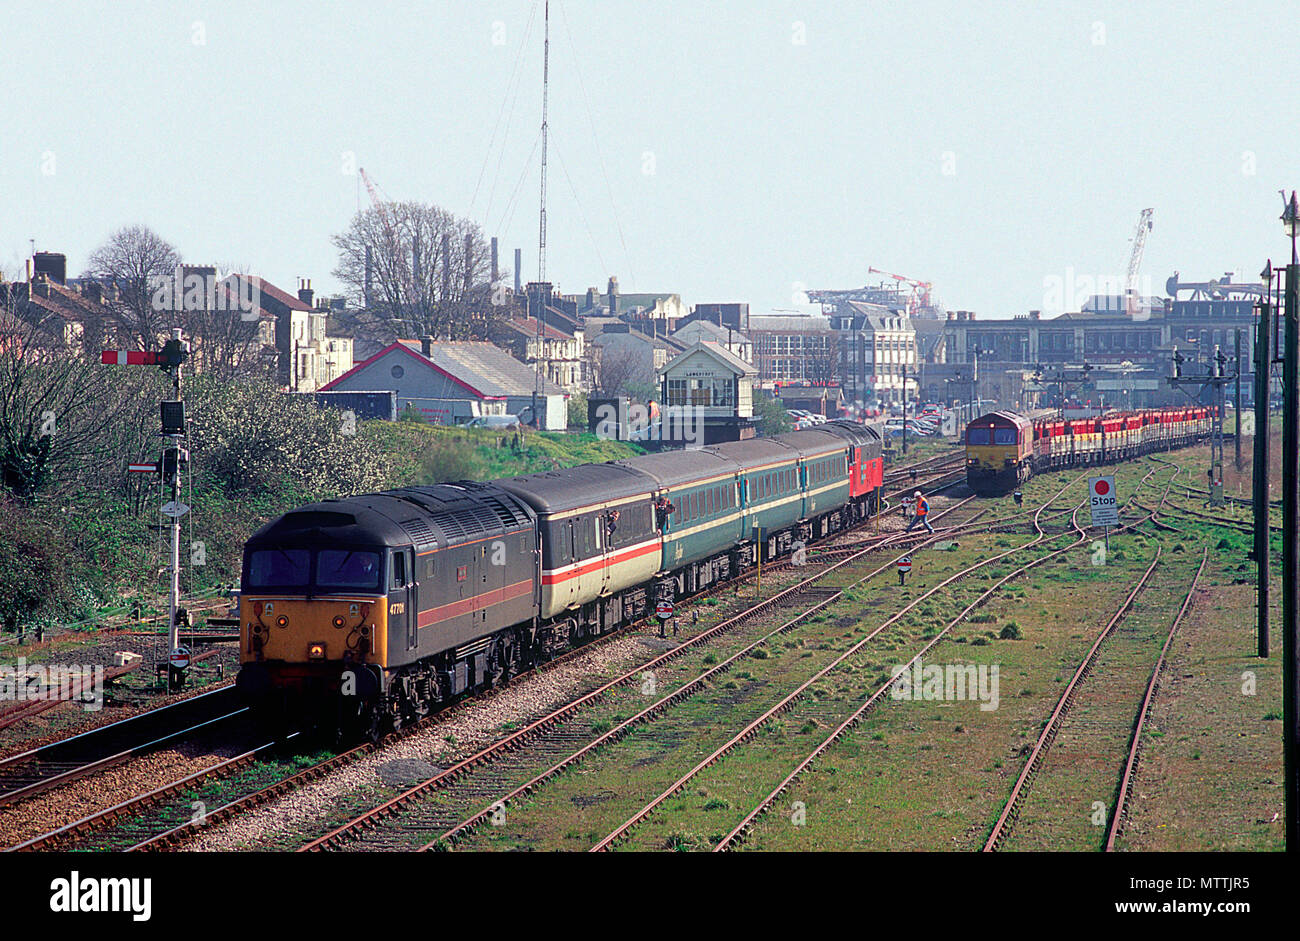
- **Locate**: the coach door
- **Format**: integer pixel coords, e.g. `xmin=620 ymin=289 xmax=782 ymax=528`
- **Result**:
xmin=564 ymin=519 xmax=579 ymax=608
xmin=390 ymin=548 xmax=416 ymax=651
xmin=595 ymin=512 xmax=612 ymax=596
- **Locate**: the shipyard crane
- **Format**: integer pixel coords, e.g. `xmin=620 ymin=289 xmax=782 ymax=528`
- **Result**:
xmin=359 ymin=167 xmax=421 ymax=330
xmin=1124 ymin=208 xmax=1154 ymax=316
xmin=867 ymin=266 xmax=933 ymax=317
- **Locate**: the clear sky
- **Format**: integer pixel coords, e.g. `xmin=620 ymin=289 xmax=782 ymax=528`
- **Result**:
xmin=3 ymin=1 xmax=1298 ymax=317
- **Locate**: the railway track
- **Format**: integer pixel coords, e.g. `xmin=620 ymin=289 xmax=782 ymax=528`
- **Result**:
xmin=1104 ymin=547 xmax=1209 ymax=852
xmin=975 ymin=466 xmax=1195 ymax=852
xmin=588 ymin=479 xmax=1094 ymax=852
xmin=292 ymin=481 xmax=1076 ymax=851
xmin=9 ymin=477 xmax=970 ymax=852
xmin=294 ymin=498 xmax=990 ymax=851
xmin=0 ymin=687 xmax=245 ymax=811
xmin=981 ymin=546 xmax=1163 ymax=851
xmin=590 ymin=472 xmax=1174 ymax=852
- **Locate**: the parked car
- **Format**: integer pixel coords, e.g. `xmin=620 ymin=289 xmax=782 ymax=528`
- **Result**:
xmin=465 ymin=414 xmax=522 ymax=430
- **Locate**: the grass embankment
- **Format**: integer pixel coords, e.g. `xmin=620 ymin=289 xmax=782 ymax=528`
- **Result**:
xmin=2 ymin=423 xmax=641 ymax=640
xmin=368 ymin=421 xmax=643 ymax=484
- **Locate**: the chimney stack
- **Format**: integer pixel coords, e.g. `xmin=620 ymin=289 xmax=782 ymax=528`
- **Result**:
xmin=514 ymin=249 xmax=522 ymax=294
xmin=298 ymin=278 xmax=314 ymax=308
xmin=1029 ymin=310 xmax=1040 ymax=320
xmin=441 ymin=234 xmax=451 ymax=299
xmin=464 ymin=233 xmax=473 ymax=293
xmin=491 ymin=237 xmax=499 ymax=284
xmin=608 ymin=276 xmax=620 ymax=316
xmin=33 ymin=252 xmax=67 ymax=285
xmin=421 ymin=336 xmax=434 ymax=357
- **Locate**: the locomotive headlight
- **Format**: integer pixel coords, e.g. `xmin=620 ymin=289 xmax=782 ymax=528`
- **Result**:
xmin=276 ymin=615 xmax=289 ymax=628
xmin=308 ymin=642 xmax=326 ymax=660
xmin=332 ymin=615 xmax=346 ymax=629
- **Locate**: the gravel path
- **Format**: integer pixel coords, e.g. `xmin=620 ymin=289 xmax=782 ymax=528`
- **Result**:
xmin=0 ymin=742 xmax=242 ymax=848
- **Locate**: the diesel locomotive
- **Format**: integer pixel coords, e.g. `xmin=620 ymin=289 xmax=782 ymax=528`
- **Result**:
xmin=236 ymin=420 xmax=883 ymax=738
xmin=965 ymin=406 xmax=1212 ymax=495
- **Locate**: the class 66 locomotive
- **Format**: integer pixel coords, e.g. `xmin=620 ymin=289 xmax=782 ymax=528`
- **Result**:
xmin=964 ymin=406 xmax=1213 ymax=496
xmin=236 ymin=420 xmax=884 ymax=740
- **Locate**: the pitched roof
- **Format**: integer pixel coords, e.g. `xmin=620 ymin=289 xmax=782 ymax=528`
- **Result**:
xmin=671 ymin=319 xmax=749 ymax=344
xmin=323 ymin=339 xmax=565 ymax=398
xmin=659 ymin=340 xmax=757 ymax=377
xmin=505 ymin=316 xmax=571 ymax=341
xmin=748 ymin=313 xmax=833 ymax=332
xmin=224 ymin=274 xmax=313 ymax=313
xmin=0 ymin=280 xmax=104 ymax=324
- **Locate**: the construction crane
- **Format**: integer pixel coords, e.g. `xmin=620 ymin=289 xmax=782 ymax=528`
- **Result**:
xmin=359 ymin=167 xmax=420 ymax=331
xmin=1124 ymin=208 xmax=1154 ymax=316
xmin=867 ymin=266 xmax=933 ymax=317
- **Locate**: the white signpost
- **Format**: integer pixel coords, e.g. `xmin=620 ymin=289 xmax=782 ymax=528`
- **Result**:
xmin=1088 ymin=475 xmax=1119 ymax=548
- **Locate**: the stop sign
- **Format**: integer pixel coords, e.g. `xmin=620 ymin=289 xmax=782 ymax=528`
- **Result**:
xmin=897 ymin=556 xmax=912 ymax=574
xmin=655 ymin=600 xmax=674 ymax=619
xmin=169 ymin=646 xmax=191 ymax=670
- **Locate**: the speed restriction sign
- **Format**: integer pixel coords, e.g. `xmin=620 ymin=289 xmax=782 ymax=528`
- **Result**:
xmin=1088 ymin=476 xmax=1119 ymax=526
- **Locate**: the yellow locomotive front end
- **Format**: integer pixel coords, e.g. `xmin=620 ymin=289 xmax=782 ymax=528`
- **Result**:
xmin=235 ymin=541 xmax=393 ymax=725
xmin=239 ymin=595 xmax=388 ymax=690
xmin=965 ymin=412 xmax=1031 ymax=495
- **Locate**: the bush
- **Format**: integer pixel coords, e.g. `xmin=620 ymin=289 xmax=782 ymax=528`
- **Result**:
xmin=999 ymin=622 xmax=1022 ymax=640
xmin=187 ymin=375 xmax=387 ymax=500
xmin=414 ymin=437 xmax=484 ymax=484
xmin=567 ymin=392 xmax=588 ymax=429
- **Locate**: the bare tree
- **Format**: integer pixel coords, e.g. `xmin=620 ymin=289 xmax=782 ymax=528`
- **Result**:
xmin=805 ymin=333 xmax=839 ymax=385
xmin=84 ymin=225 xmax=183 ymax=350
xmin=332 ymin=203 xmax=499 ymax=342
xmin=176 ymin=265 xmax=269 ymax=379
xmin=594 ymin=344 xmax=652 ymax=395
xmin=0 ymin=302 xmax=161 ymax=498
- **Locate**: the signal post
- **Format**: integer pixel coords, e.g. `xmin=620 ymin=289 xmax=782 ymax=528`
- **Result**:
xmin=103 ymin=329 xmax=191 ymax=688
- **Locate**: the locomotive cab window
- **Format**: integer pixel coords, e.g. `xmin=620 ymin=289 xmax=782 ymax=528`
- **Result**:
xmin=248 ymin=548 xmax=310 ymax=588
xmin=318 ymin=549 xmax=382 ymax=591
xmin=390 ymin=551 xmax=406 ymax=589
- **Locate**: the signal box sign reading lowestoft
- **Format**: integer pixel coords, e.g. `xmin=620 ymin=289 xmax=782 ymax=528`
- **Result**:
xmin=1088 ymin=476 xmax=1119 ymax=527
